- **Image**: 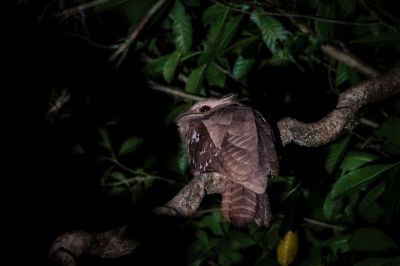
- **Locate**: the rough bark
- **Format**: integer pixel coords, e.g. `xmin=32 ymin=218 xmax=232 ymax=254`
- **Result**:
xmin=50 ymin=62 xmax=400 ymax=265
xmin=155 ymin=66 xmax=400 ymax=216
xmin=48 ymin=226 xmax=138 ymax=266
xmin=277 ymin=66 xmax=400 ymax=147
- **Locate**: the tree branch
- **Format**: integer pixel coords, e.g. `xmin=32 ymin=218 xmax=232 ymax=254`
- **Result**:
xmin=153 ymin=173 xmax=226 ymax=217
xmin=48 ymin=225 xmax=138 ymax=266
xmin=321 ymin=44 xmax=381 ymax=78
xmin=56 ymin=0 xmax=113 ymax=19
xmin=154 ymin=66 xmax=400 ymax=219
xmin=146 ymin=79 xmax=206 ymax=101
xmin=277 ymin=66 xmax=400 ymax=147
xmin=109 ymin=0 xmax=170 ymax=66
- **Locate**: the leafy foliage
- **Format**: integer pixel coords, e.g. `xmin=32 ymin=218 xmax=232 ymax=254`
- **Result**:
xmin=251 ymin=13 xmax=291 ymax=54
xmin=31 ymin=0 xmax=400 ymax=265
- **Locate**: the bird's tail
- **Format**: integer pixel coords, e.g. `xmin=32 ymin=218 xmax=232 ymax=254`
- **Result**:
xmin=221 ymin=180 xmax=272 ymax=227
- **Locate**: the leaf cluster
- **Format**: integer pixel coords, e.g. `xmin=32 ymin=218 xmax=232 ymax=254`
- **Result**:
xmin=42 ymin=0 xmax=400 ymax=265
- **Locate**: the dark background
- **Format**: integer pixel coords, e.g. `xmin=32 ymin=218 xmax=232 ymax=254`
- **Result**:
xmin=3 ymin=1 xmax=399 ymax=265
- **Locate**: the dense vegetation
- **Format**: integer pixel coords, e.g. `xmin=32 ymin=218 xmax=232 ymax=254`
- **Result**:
xmin=6 ymin=0 xmax=400 ymax=265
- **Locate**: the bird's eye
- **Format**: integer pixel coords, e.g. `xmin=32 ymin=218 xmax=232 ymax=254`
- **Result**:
xmin=199 ymin=105 xmax=211 ymax=113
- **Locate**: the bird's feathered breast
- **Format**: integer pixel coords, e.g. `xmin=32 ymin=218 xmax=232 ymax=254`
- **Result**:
xmin=183 ymin=104 xmax=278 ymax=194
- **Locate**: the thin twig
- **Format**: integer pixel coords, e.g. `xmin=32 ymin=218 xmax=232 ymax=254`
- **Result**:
xmin=211 ymin=0 xmax=380 ymax=26
xmin=147 ymin=79 xmax=206 ymax=101
xmin=105 ymin=175 xmax=184 ymax=186
xmin=321 ymin=44 xmax=381 ymax=78
xmin=110 ymin=158 xmax=137 ymax=175
xmin=260 ymin=11 xmax=380 ymax=26
xmin=192 ymin=208 xmax=221 ymax=217
xmin=56 ymin=0 xmax=114 ymax=19
xmin=109 ymin=0 xmax=170 ymax=66
xmin=275 ymin=214 xmax=346 ymax=230
xmin=361 ymin=0 xmax=398 ymax=32
xmin=37 ymin=0 xmax=57 ymax=27
xmin=65 ymin=33 xmax=120 ymax=49
xmin=110 ymin=158 xmax=185 ymax=185
xmin=359 ymin=118 xmax=379 ymax=128
xmin=212 ymin=61 xmax=234 ymax=79
xmin=303 ymin=218 xmax=346 ymax=231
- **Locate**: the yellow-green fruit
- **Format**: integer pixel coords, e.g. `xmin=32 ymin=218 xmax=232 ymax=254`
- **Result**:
xmin=277 ymin=230 xmax=298 ymax=266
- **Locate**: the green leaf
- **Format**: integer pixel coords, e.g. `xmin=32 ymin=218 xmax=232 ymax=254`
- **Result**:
xmin=331 ymin=163 xmax=399 ymax=199
xmin=70 ymin=143 xmax=85 ymax=154
xmin=358 ymin=181 xmax=386 ymax=214
xmin=229 ymin=36 xmax=258 ymax=54
xmin=218 ymin=250 xmax=243 ymax=266
xmin=233 ymin=55 xmax=255 ymax=81
xmin=337 ymin=0 xmax=356 ymax=18
xmin=250 ymin=12 xmax=291 ymax=53
xmin=118 ymin=136 xmax=143 ymax=156
xmin=323 ymin=191 xmax=343 ymax=220
xmin=163 ymin=51 xmax=182 ymax=83
xmin=344 ymin=191 xmax=359 ymax=218
xmin=110 ymin=186 xmax=126 ymax=195
xmin=360 ymin=202 xmax=383 ymax=222
xmin=193 ymin=211 xmax=226 ymax=236
xmin=349 ymin=227 xmax=398 ymax=252
xmin=176 ymin=141 xmax=189 ymax=175
xmin=198 ymin=12 xmax=243 ymax=65
xmin=187 ymin=259 xmax=203 ymax=266
xmin=354 ymin=256 xmax=400 ymax=266
xmin=141 ymin=175 xmax=156 ymax=189
xmin=268 ymin=47 xmax=293 ymax=66
xmin=219 ymin=15 xmax=244 ymax=52
xmin=340 ymin=151 xmax=381 ymax=172
xmin=228 ymin=231 xmax=255 ymax=249
xmin=335 ymin=63 xmax=348 ymax=87
xmin=346 ymin=67 xmax=361 ymax=85
xmin=206 ymin=62 xmax=226 ymax=87
xmin=185 ymin=64 xmax=207 ymax=93
xmin=325 ymin=135 xmax=351 ymax=174
xmin=169 ymin=0 xmax=193 ymax=52
xmin=382 ymin=168 xmax=400 ymax=223
xmin=315 ymin=2 xmax=336 ymax=41
xmin=375 ymin=117 xmax=400 ymax=147
xmin=322 ymin=235 xmax=350 ymax=254
xmin=202 ymin=4 xmax=226 ymax=26
xmin=143 ymin=55 xmax=169 ymax=77
xmin=195 ymin=229 xmax=209 ymax=249
xmin=198 ymin=43 xmax=218 ymax=66
xmin=111 ymin=171 xmax=126 ymax=181
xmin=187 ymin=230 xmax=214 ymax=262
xmin=99 ymin=127 xmax=113 ymax=153
xmin=165 ymin=102 xmax=191 ymax=125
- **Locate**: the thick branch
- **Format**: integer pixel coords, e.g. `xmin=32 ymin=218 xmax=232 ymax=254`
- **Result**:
xmin=48 ymin=4 xmax=400 ymax=262
xmin=154 ymin=67 xmax=400 ymax=218
xmin=154 ymin=173 xmax=225 ymax=217
xmin=48 ymin=226 xmax=138 ymax=266
xmin=278 ymin=66 xmax=400 ymax=147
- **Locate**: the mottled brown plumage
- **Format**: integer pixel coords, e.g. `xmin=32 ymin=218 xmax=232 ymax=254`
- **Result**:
xmin=175 ymin=94 xmax=279 ymax=227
